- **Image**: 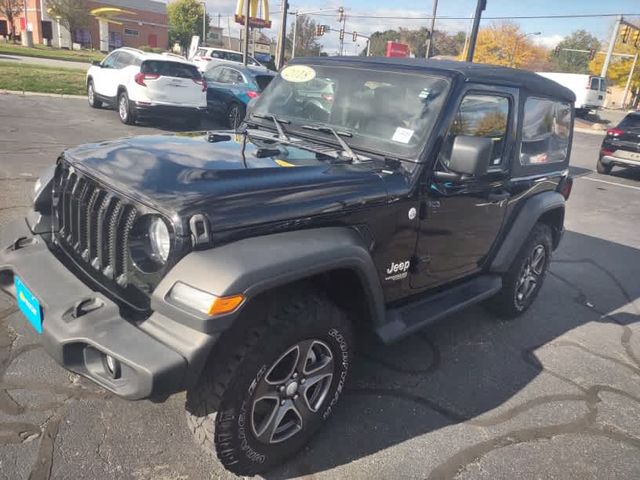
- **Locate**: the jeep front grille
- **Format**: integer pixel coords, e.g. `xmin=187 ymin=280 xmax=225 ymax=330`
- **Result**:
xmin=53 ymin=162 xmax=149 ymax=311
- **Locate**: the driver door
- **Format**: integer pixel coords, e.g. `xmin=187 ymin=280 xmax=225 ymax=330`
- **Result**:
xmin=93 ymin=52 xmax=120 ymax=99
xmin=411 ymin=87 xmax=517 ymax=290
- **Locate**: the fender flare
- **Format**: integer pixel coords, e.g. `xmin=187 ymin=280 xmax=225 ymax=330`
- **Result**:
xmin=490 ymin=191 xmax=565 ymax=273
xmin=152 ymin=227 xmax=386 ymax=334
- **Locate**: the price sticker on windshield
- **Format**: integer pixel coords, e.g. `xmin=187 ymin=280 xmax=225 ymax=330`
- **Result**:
xmin=281 ymin=65 xmax=316 ymax=83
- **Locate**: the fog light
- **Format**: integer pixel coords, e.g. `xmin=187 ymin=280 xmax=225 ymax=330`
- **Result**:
xmin=103 ymin=354 xmax=121 ymax=379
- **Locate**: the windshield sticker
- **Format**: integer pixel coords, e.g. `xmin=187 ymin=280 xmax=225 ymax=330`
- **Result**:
xmin=281 ymin=65 xmax=316 ymax=83
xmin=392 ymin=127 xmax=414 ymax=144
xmin=419 ymin=89 xmax=431 ymax=99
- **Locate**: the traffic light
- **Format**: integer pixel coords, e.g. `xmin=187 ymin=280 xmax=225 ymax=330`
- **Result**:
xmin=339 ymin=29 xmax=344 ymax=41
xmin=352 ymin=32 xmax=357 ymax=42
xmin=553 ymin=45 xmax=561 ymax=56
xmin=338 ymin=7 xmax=345 ymax=22
xmin=315 ymin=25 xmax=326 ymax=36
xmin=589 ymin=49 xmax=596 ymax=60
xmin=620 ymin=24 xmax=631 ymax=43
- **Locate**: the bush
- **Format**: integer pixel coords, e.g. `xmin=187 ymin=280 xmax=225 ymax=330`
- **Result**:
xmin=139 ymin=45 xmax=164 ymax=53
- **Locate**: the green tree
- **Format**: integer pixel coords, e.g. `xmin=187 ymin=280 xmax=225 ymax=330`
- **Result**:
xmin=366 ymin=29 xmax=401 ymax=56
xmin=550 ymin=30 xmax=600 ymax=73
xmin=167 ymin=0 xmax=210 ymax=53
xmin=364 ymin=28 xmax=466 ymax=58
xmin=287 ymin=15 xmax=322 ymax=57
xmin=0 ymin=0 xmax=23 ymax=43
xmin=47 ymin=0 xmax=90 ymax=47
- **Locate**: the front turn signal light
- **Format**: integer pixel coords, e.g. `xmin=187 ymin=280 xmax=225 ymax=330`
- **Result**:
xmin=168 ymin=282 xmax=245 ymax=317
xmin=208 ymin=294 xmax=245 ymax=316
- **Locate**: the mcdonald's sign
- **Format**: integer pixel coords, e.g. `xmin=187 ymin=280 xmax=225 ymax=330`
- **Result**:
xmin=235 ymin=0 xmax=272 ymax=28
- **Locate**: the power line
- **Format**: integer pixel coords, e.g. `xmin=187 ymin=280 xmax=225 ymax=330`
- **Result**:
xmin=309 ymin=12 xmax=640 ymax=20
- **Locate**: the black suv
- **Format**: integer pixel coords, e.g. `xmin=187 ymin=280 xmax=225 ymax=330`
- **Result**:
xmin=597 ymin=111 xmax=640 ymax=174
xmin=0 ymin=58 xmax=574 ymax=476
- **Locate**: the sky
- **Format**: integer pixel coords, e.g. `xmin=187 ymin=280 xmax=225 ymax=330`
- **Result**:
xmin=200 ymin=0 xmax=640 ymax=54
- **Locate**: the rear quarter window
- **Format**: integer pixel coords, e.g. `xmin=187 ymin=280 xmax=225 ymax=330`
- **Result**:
xmin=520 ymin=97 xmax=571 ymax=165
xmin=141 ymin=61 xmax=201 ymax=79
xmin=255 ymin=75 xmax=274 ymax=91
xmin=618 ymin=113 xmax=640 ymax=130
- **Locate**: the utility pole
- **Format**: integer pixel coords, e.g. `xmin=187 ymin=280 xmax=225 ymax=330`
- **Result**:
xmin=425 ymin=0 xmax=438 ymax=58
xmin=276 ymin=0 xmax=289 ymax=68
xmin=465 ymin=0 xmax=486 ymax=62
xmin=338 ymin=7 xmax=346 ymax=56
xmin=292 ymin=11 xmax=298 ymax=59
xmin=202 ymin=2 xmax=207 ymax=45
xmin=601 ymin=15 xmax=622 ymax=78
xmin=622 ymin=52 xmax=638 ymax=109
xmin=243 ymin=0 xmax=250 ymax=65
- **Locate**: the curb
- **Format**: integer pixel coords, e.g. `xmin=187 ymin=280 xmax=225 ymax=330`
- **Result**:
xmin=0 ymin=89 xmax=85 ymax=99
xmin=574 ymin=127 xmax=606 ymax=136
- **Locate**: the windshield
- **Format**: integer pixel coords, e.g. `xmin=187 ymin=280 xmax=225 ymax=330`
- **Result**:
xmin=251 ymin=64 xmax=450 ymax=159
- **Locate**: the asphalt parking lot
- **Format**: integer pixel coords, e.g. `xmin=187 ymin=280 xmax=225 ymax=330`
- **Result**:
xmin=1 ymin=92 xmax=640 ymax=480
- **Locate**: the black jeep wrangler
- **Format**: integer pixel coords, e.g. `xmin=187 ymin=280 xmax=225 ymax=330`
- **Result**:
xmin=0 ymin=58 xmax=574 ymax=475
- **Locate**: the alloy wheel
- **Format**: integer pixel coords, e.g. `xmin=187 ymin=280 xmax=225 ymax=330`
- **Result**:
xmin=515 ymin=244 xmax=546 ymax=309
xmin=88 ymin=84 xmax=94 ymax=104
xmin=251 ymin=339 xmax=334 ymax=444
xmin=119 ymin=96 xmax=128 ymax=121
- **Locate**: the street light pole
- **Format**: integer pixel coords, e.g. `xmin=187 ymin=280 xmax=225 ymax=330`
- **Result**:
xmin=601 ymin=15 xmax=622 ymax=79
xmin=276 ymin=0 xmax=289 ymax=69
xmin=425 ymin=0 xmax=438 ymax=58
xmin=622 ymin=52 xmax=638 ymax=109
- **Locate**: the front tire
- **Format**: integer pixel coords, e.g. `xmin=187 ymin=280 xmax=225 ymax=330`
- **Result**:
xmin=87 ymin=80 xmax=101 ymax=108
xmin=485 ymin=223 xmax=553 ymax=319
xmin=596 ymin=157 xmax=613 ymax=174
xmin=117 ymin=91 xmax=136 ymax=125
xmin=185 ymin=289 xmax=353 ymax=476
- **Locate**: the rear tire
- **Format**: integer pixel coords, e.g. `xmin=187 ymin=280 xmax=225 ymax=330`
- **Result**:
xmin=226 ymin=102 xmax=246 ymax=130
xmin=117 ymin=91 xmax=136 ymax=125
xmin=185 ymin=288 xmax=353 ymax=476
xmin=87 ymin=80 xmax=101 ymax=108
xmin=596 ymin=157 xmax=613 ymax=174
xmin=485 ymin=223 xmax=553 ymax=319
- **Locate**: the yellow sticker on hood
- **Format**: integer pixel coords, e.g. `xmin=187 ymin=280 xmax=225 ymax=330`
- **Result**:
xmin=281 ymin=65 xmax=316 ymax=83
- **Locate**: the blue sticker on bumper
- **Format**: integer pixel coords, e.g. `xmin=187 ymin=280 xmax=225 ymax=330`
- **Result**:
xmin=15 ymin=276 xmax=43 ymax=334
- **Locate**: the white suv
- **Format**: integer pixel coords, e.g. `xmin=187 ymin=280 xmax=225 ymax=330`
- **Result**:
xmin=86 ymin=48 xmax=207 ymax=127
xmin=192 ymin=47 xmax=262 ymax=72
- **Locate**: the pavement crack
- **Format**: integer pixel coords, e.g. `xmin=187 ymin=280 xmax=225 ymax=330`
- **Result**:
xmin=28 ymin=413 xmax=63 ymax=480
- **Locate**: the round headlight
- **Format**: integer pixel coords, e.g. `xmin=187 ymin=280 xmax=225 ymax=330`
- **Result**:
xmin=148 ymin=217 xmax=171 ymax=263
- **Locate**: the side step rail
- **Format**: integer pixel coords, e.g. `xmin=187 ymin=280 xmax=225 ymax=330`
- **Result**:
xmin=376 ymin=275 xmax=502 ymax=344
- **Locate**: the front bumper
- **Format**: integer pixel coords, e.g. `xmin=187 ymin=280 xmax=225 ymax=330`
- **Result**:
xmin=0 ymin=218 xmax=207 ymax=400
xmin=601 ymin=155 xmax=640 ymax=168
xmin=133 ymin=102 xmax=207 ymax=118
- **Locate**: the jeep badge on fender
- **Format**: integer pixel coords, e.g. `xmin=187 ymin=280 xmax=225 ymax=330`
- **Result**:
xmin=0 ymin=57 xmax=574 ymax=476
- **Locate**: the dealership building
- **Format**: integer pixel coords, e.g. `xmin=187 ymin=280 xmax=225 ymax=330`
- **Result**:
xmin=0 ymin=0 xmax=168 ymax=51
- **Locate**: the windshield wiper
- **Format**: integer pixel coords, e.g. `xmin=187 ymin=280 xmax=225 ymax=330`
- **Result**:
xmin=301 ymin=125 xmax=360 ymax=163
xmin=251 ymin=113 xmax=291 ymax=142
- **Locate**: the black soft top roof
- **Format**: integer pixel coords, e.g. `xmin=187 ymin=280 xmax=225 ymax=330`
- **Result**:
xmin=289 ymin=56 xmax=576 ymax=103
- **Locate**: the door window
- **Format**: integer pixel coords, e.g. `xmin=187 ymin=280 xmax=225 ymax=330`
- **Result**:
xmin=589 ymin=77 xmax=600 ymax=90
xmin=101 ymin=52 xmax=120 ymax=68
xmin=114 ymin=52 xmax=132 ymax=69
xmin=204 ymin=66 xmax=225 ymax=83
xmin=439 ymin=94 xmax=510 ymax=168
xmin=520 ymin=97 xmax=571 ymax=165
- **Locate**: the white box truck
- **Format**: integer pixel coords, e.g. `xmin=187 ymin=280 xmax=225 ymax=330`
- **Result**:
xmin=536 ymin=72 xmax=607 ymax=116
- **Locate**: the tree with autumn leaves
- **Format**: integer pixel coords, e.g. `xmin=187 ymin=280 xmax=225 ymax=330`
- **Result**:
xmin=469 ymin=22 xmax=549 ymax=70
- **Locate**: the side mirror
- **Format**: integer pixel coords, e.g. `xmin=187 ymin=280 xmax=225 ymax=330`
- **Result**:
xmin=91 ymin=60 xmax=102 ymax=67
xmin=445 ymin=135 xmax=493 ymax=178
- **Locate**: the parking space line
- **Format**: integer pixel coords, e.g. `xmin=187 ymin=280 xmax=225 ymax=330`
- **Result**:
xmin=578 ymin=176 xmax=640 ymax=192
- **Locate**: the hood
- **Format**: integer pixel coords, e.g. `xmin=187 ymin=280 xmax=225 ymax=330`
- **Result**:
xmin=63 ymin=132 xmax=389 ymax=235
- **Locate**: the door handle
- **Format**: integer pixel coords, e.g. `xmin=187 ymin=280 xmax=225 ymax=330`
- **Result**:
xmin=487 ymin=192 xmax=511 ymax=202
